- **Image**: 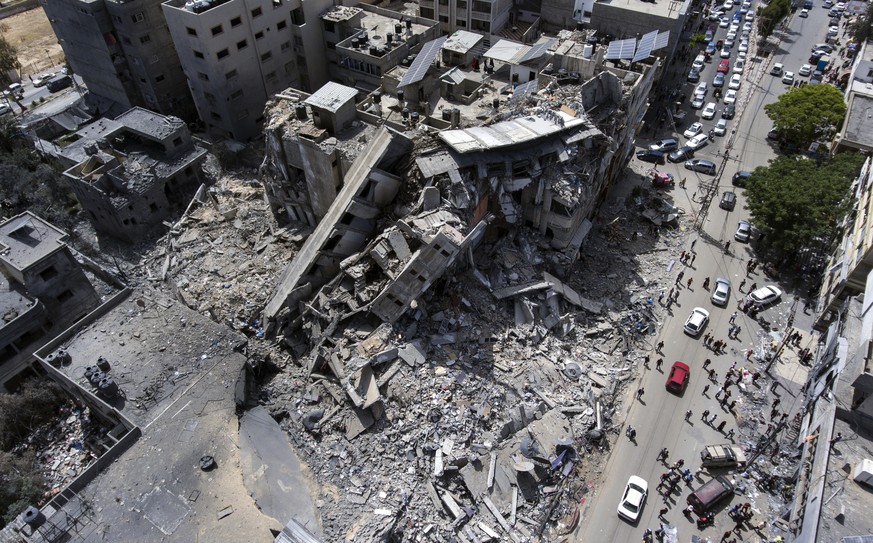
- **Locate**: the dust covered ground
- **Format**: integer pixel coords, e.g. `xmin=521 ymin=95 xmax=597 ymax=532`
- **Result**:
xmin=1 ymin=7 xmax=66 ymax=77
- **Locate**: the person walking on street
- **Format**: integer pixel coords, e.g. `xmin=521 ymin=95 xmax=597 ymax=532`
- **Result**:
xmin=685 ymin=409 xmax=693 ymax=422
xmin=658 ymin=447 xmax=669 ymax=461
xmin=703 ymin=358 xmax=711 ymax=369
xmin=703 ymin=277 xmax=710 ymax=290
xmin=726 ymin=428 xmax=735 ymax=440
xmin=677 ymin=271 xmax=684 ymax=284
xmin=656 ymin=358 xmax=664 ymax=370
xmin=690 ymin=238 xmax=696 ymax=250
xmin=749 ymin=282 xmax=757 ymax=293
xmin=637 ymin=388 xmax=645 ymax=400
xmin=739 ymin=279 xmax=746 ymax=291
xmin=702 ymin=409 xmax=710 ymax=421
xmin=656 ymin=341 xmax=664 ymax=353
xmin=709 ymin=369 xmax=717 ymax=382
xmin=730 ymin=311 xmax=737 ymax=324
xmin=708 ymin=412 xmax=718 ymax=425
xmin=687 ymin=277 xmax=693 ymax=289
xmin=691 ymin=253 xmax=696 ymax=265
xmin=703 ymin=384 xmax=710 ymax=396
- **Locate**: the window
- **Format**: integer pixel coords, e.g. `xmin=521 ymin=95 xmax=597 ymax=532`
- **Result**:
xmin=225 ymin=69 xmax=238 ymax=79
xmin=326 ymin=41 xmax=335 ymax=50
xmin=194 ymin=50 xmax=204 ymax=59
xmin=255 ymin=31 xmax=264 ymax=40
xmin=237 ymin=39 xmax=248 ymax=50
xmin=211 ymin=24 xmax=223 ymax=36
xmin=173 ymin=136 xmax=183 ymax=146
xmin=230 ymin=16 xmax=242 ymax=27
xmin=155 ymin=74 xmax=165 ymax=82
xmin=230 ymin=89 xmax=243 ymax=100
xmin=323 ymin=20 xmax=334 ymax=32
xmin=39 ymin=266 xmax=58 ymax=281
xmin=56 ymin=290 xmax=74 ymax=303
xmin=472 ymin=0 xmax=489 ymax=10
xmin=293 ymin=35 xmax=303 ymax=46
xmin=281 ymin=41 xmax=290 ymax=51
xmin=186 ymin=26 xmax=196 ymax=36
xmin=217 ymin=48 xmax=229 ymax=59
xmin=290 ymin=6 xmax=304 ymax=24
xmin=140 ymin=34 xmax=151 ymax=44
xmin=132 ymin=12 xmax=144 ymax=22
xmin=265 ymin=71 xmax=277 ymax=80
xmin=277 ymin=19 xmax=287 ymax=30
xmin=251 ymin=6 xmax=262 ymax=17
xmin=260 ymin=51 xmax=272 ymax=61
xmin=456 ymin=19 xmax=466 ymax=27
xmin=198 ymin=72 xmax=209 ymax=80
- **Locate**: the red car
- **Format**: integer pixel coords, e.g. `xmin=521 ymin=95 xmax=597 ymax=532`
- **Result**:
xmin=666 ymin=362 xmax=690 ymax=393
xmin=717 ymin=60 xmax=730 ymax=73
xmin=652 ymin=172 xmax=675 ymax=188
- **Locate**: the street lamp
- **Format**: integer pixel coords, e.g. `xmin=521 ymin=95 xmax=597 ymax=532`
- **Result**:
xmin=44 ymin=49 xmax=52 ymax=68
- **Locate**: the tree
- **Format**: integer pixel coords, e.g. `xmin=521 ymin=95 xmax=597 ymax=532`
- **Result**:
xmin=0 ymin=35 xmax=20 ymax=88
xmin=764 ymin=84 xmax=847 ymax=149
xmin=744 ymin=153 xmax=864 ymax=263
xmin=758 ymin=0 xmax=791 ymax=39
xmin=688 ymin=33 xmax=707 ymax=52
xmin=849 ymin=1 xmax=872 ymax=44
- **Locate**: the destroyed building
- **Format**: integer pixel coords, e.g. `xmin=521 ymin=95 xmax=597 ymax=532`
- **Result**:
xmin=56 ymin=107 xmax=207 ymax=242
xmin=0 ymin=212 xmax=101 ymax=391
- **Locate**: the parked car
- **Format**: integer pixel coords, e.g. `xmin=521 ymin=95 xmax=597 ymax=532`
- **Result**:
xmin=702 ymin=102 xmax=718 ymax=120
xmin=669 ymin=146 xmax=695 ymax=163
xmin=688 ymin=476 xmax=734 ymax=514
xmin=694 ymin=82 xmax=708 ymax=97
xmin=713 ymin=72 xmax=726 ymax=87
xmin=771 ymin=63 xmax=784 ymax=76
xmin=722 ymin=103 xmax=736 ymax=119
xmin=728 ymin=74 xmax=742 ymax=90
xmin=724 ymin=89 xmax=738 ymax=104
xmin=685 ymin=159 xmax=716 ymax=174
xmin=747 ymin=285 xmax=783 ymax=305
xmin=0 ymin=103 xmax=11 ymax=116
xmin=811 ymin=43 xmax=834 ymax=53
xmin=718 ymin=59 xmax=730 ymax=73
xmin=782 ymin=71 xmax=795 ymax=85
xmin=700 ymin=444 xmax=748 ymax=468
xmin=735 ymin=219 xmax=752 ymax=242
xmin=706 ymin=41 xmax=718 ymax=55
xmin=738 ymin=40 xmax=748 ymax=53
xmin=46 ymin=74 xmax=72 ymax=93
xmin=733 ymin=59 xmax=745 ymax=73
xmin=691 ymin=95 xmax=706 ymax=109
xmin=637 ymin=149 xmax=666 ymax=164
xmin=649 ymin=138 xmax=679 ymax=152
xmin=711 ymin=277 xmax=731 ymax=306
xmin=684 ymin=122 xmax=704 ymax=139
xmin=666 ymin=362 xmax=691 ymax=393
xmin=688 ymin=68 xmax=701 ymax=82
xmin=732 ymin=170 xmax=752 ymax=186
xmin=719 ymin=191 xmax=737 ymax=211
xmin=617 ymin=476 xmax=648 ymax=522
xmin=4 ymin=83 xmax=23 ymax=99
xmin=684 ymin=307 xmax=710 ymax=336
xmin=713 ymin=118 xmax=728 ymax=136
xmin=720 ymin=45 xmax=732 ymax=58
xmin=32 ymin=72 xmax=55 ymax=87
xmin=652 ymin=172 xmax=675 ymax=188
xmin=799 ymin=64 xmax=812 ymax=76
xmin=799 ymin=7 xmax=809 ymax=16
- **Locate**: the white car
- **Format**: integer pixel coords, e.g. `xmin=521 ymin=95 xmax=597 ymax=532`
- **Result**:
xmin=684 ymin=307 xmax=711 ymax=336
xmin=702 ymin=102 xmax=718 ymax=120
xmin=799 ymin=64 xmax=812 ymax=76
xmin=725 ymin=32 xmax=737 ymax=46
xmin=799 ymin=7 xmax=809 ymax=16
xmin=724 ymin=89 xmax=738 ymax=104
xmin=694 ymin=82 xmax=708 ymax=98
xmin=687 ymin=133 xmax=709 ymax=150
xmin=33 ymin=73 xmax=55 ymax=87
xmin=684 ymin=122 xmax=704 ymax=138
xmin=743 ymin=21 xmax=753 ymax=32
xmin=720 ymin=46 xmax=732 ymax=58
xmin=735 ymin=219 xmax=752 ymax=242
xmin=734 ymin=59 xmax=746 ymax=73
xmin=745 ymin=11 xmax=755 ymax=21
xmin=738 ymin=40 xmax=749 ymax=53
xmin=711 ymin=278 xmax=731 ymax=306
xmin=720 ymin=17 xmax=731 ymax=28
xmin=748 ymin=285 xmax=782 ymax=306
xmin=617 ymin=476 xmax=648 ymax=522
xmin=737 ymin=50 xmax=748 ymax=61
xmin=691 ymin=96 xmax=706 ymax=109
xmin=728 ymin=73 xmax=743 ymax=90
xmin=782 ymin=71 xmax=795 ymax=85
xmin=713 ymin=118 xmax=728 ymax=136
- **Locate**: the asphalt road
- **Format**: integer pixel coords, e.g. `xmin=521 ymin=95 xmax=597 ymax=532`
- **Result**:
xmin=577 ymin=3 xmax=833 ymax=541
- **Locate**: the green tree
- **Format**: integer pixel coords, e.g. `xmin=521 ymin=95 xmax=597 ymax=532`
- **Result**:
xmin=0 ymin=35 xmax=21 ymax=88
xmin=745 ymin=153 xmax=864 ymax=263
xmin=688 ymin=33 xmax=707 ymax=52
xmin=758 ymin=0 xmax=791 ymax=39
xmin=764 ymin=84 xmax=847 ymax=149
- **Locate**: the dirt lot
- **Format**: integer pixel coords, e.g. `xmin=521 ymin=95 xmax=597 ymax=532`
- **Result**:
xmin=1 ymin=7 xmax=65 ymax=77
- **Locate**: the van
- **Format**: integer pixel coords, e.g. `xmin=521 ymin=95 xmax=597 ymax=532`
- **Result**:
xmin=46 ymin=74 xmax=72 ymax=93
xmin=687 ymin=475 xmax=734 ymax=513
xmin=770 ymin=63 xmax=784 ymax=76
xmin=700 ymin=444 xmax=748 ymax=468
xmin=720 ymin=191 xmax=737 ymax=211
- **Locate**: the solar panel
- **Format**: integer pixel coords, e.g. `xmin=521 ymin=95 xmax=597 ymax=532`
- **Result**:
xmin=508 ymin=79 xmax=538 ymax=106
xmin=619 ymin=38 xmax=637 ymax=59
xmin=654 ymin=30 xmax=670 ymax=50
xmin=398 ymin=36 xmax=448 ymax=88
xmin=605 ymin=40 xmax=623 ymax=60
xmin=633 ymin=30 xmax=657 ymax=62
xmin=519 ymin=39 xmax=555 ymax=63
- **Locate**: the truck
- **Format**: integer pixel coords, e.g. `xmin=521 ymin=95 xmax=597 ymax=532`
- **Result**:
xmin=700 ymin=444 xmax=748 ymax=468
xmin=817 ymin=55 xmax=831 ymax=72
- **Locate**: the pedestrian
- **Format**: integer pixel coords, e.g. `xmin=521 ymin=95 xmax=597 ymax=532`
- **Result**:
xmin=685 ymin=409 xmax=692 ymax=422
xmin=708 ymin=413 xmax=718 ymax=425
xmin=770 ymin=381 xmax=779 ymax=393
xmin=637 ymin=388 xmax=645 ymax=400
xmin=750 ymin=282 xmax=757 ymax=292
xmin=627 ymin=425 xmax=636 ymax=439
xmin=772 ymin=397 xmax=781 ymax=409
xmin=659 ymin=507 xmax=669 ymax=519
xmin=687 ymin=277 xmax=693 ymax=289
xmin=727 ymin=428 xmax=735 ymax=440
xmin=677 ymin=271 xmax=684 ymax=284
xmin=709 ymin=368 xmax=716 ymax=381
xmin=729 ymin=324 xmax=736 ymax=338
xmin=717 ymin=420 xmax=727 ymax=432
xmin=730 ymin=311 xmax=737 ymax=324
xmin=658 ymin=447 xmax=669 ymax=461
xmin=724 ymin=389 xmax=732 ymax=402
xmin=702 ymin=409 xmax=710 ymax=421
xmin=703 ymin=358 xmax=711 ymax=369
xmin=644 ymin=355 xmax=651 ymax=368
xmin=656 ymin=358 xmax=664 ymax=370
xmin=728 ymin=400 xmax=736 ymax=411
xmin=733 ymin=325 xmax=742 ymax=338
xmin=715 ymin=388 xmax=723 ymax=400
xmin=724 ymin=240 xmax=731 ymax=253
xmin=703 ymin=333 xmax=711 ymax=345
xmin=721 ymin=530 xmax=732 ymax=542
xmin=703 ymin=277 xmax=710 ymax=290
xmin=656 ymin=341 xmax=664 ymax=353
xmin=830 ymin=433 xmax=843 ymax=446
xmin=691 ymin=253 xmax=696 ymax=265
xmin=703 ymin=384 xmax=710 ymax=396
xmin=739 ymin=279 xmax=746 ymax=291
xmin=690 ymin=238 xmax=696 ymax=250
xmin=658 ymin=290 xmax=665 ymax=304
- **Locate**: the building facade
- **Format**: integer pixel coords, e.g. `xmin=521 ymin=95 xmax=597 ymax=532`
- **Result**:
xmin=162 ymin=0 xmax=332 ymax=140
xmin=41 ymin=0 xmax=194 ymax=118
xmin=418 ymin=0 xmax=512 ymax=37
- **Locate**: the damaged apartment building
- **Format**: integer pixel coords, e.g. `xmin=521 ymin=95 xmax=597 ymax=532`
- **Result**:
xmin=47 ymin=107 xmax=207 ymax=242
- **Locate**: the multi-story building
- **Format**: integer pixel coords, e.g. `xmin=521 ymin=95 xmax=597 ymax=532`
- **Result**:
xmin=834 ymin=41 xmax=873 ymax=154
xmin=162 ymin=0 xmax=332 ymax=140
xmin=418 ymin=0 xmax=513 ymax=38
xmin=0 ymin=212 xmax=101 ymax=390
xmin=58 ymin=107 xmax=207 ymax=242
xmin=40 ymin=0 xmax=194 ymax=118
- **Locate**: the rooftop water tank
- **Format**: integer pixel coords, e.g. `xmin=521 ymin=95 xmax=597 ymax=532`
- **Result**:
xmin=583 ymin=44 xmax=594 ymax=59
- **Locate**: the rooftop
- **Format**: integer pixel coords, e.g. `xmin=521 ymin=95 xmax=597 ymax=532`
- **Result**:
xmin=114 ymin=107 xmax=186 ymax=142
xmin=442 ymin=30 xmax=483 ymax=54
xmin=0 ymin=276 xmax=38 ymax=331
xmin=843 ymin=93 xmax=873 ymax=146
xmin=304 ymin=82 xmax=359 ymax=113
xmin=322 ymin=4 xmax=362 ymax=22
xmin=594 ymin=0 xmax=688 ymax=20
xmin=0 ymin=212 xmax=69 ymax=272
xmin=438 ymin=110 xmax=591 ymax=153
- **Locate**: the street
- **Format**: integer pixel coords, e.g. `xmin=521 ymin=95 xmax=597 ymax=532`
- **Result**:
xmin=577 ymin=2 xmax=835 ymax=541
